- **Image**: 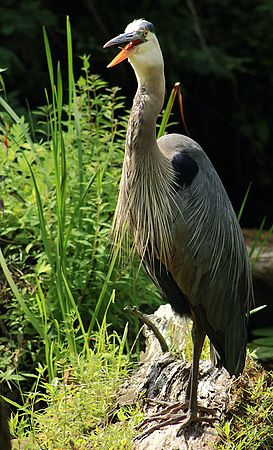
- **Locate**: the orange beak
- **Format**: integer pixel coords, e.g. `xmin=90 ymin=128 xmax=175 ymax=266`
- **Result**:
xmin=103 ymin=32 xmax=142 ymax=68
xmin=107 ymin=42 xmax=137 ymax=68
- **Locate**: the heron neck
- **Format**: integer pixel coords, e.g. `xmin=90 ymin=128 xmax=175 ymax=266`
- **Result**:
xmin=126 ymin=66 xmax=165 ymax=159
xmin=114 ymin=65 xmax=174 ymax=268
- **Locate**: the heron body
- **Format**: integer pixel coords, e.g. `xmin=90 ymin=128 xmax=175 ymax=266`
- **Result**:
xmin=104 ymin=19 xmax=253 ymax=427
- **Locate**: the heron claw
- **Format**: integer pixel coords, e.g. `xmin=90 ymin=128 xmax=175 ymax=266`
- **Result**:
xmin=134 ymin=402 xmax=220 ymax=441
xmin=176 ymin=412 xmax=219 ymax=436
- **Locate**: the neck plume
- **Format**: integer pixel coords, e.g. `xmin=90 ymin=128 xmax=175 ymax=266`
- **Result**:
xmin=112 ymin=60 xmax=175 ymax=269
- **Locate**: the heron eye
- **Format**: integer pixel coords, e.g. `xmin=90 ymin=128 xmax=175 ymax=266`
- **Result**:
xmin=143 ymin=29 xmax=149 ymax=38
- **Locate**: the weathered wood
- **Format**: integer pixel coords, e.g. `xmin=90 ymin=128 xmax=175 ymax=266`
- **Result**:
xmin=244 ymin=228 xmax=273 ymax=287
xmin=120 ymin=304 xmax=234 ymax=450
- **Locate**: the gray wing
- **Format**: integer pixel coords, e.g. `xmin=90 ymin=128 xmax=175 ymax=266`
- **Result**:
xmin=158 ymin=134 xmax=254 ymax=376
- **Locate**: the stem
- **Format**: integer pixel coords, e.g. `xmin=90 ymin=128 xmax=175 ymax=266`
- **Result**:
xmin=124 ymin=306 xmax=169 ymax=353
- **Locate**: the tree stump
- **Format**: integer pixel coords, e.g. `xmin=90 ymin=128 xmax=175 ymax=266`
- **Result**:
xmin=119 ymin=304 xmax=234 ymax=450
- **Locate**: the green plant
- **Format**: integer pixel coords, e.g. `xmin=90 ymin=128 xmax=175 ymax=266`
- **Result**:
xmin=4 ymin=312 xmax=143 ymax=449
xmin=248 ymin=327 xmax=273 ymax=365
xmin=215 ymin=358 xmax=273 ymax=449
xmin=0 ymin=17 xmax=161 ymax=390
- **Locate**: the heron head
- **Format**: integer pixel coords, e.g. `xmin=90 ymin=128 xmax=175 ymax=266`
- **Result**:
xmin=103 ymin=19 xmax=163 ymax=71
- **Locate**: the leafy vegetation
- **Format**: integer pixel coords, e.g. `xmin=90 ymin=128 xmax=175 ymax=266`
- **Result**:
xmin=249 ymin=328 xmax=273 ymax=366
xmin=216 ymin=357 xmax=273 ymax=450
xmin=6 ymin=320 xmax=143 ymax=449
xmin=0 ymin=17 xmax=152 ymax=448
xmin=0 ymin=18 xmax=161 ymax=387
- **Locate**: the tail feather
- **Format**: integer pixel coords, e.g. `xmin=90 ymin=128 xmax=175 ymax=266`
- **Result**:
xmin=224 ymin=315 xmax=247 ymax=376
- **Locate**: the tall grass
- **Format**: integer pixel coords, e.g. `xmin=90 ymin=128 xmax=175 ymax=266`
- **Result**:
xmin=0 ymin=18 xmax=146 ymax=445
xmin=0 ymin=18 xmax=125 ymax=382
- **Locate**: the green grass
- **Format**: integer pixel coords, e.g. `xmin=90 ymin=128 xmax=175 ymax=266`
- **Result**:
xmin=0 ymin=18 xmax=156 ymax=448
xmin=215 ymin=357 xmax=273 ymax=450
xmin=0 ymin=18 xmax=160 ymax=386
xmin=6 ymin=321 xmax=143 ymax=449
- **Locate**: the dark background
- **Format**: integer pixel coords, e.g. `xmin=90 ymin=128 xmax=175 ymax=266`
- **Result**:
xmin=1 ymin=0 xmax=272 ymax=228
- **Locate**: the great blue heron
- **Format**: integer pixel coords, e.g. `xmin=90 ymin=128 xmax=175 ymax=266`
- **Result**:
xmin=104 ymin=19 xmax=253 ymax=430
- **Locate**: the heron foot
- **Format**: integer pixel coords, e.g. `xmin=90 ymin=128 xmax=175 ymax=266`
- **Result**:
xmin=176 ymin=410 xmax=219 ymax=436
xmin=134 ymin=401 xmax=220 ymax=441
xmin=143 ymin=397 xmax=220 ymax=418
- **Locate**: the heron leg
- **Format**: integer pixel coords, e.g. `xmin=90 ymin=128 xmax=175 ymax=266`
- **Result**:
xmin=162 ymin=325 xmax=203 ymax=417
xmin=176 ymin=322 xmax=218 ymax=435
xmin=185 ymin=322 xmax=205 ymax=410
xmin=134 ymin=323 xmax=219 ymax=441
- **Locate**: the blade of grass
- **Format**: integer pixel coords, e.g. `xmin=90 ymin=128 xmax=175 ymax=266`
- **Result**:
xmin=238 ymin=182 xmax=252 ymax=222
xmin=252 ymin=222 xmax=273 ymax=266
xmin=0 ymin=249 xmax=44 ymax=337
xmin=158 ymin=83 xmax=178 ymax=138
xmin=35 ymin=279 xmax=57 ymax=381
xmin=43 ymin=26 xmax=55 ymax=101
xmin=115 ymin=322 xmax=129 ymax=376
xmin=66 ymin=16 xmax=73 ymax=121
xmin=248 ymin=216 xmax=267 ymax=259
xmin=158 ymin=82 xmax=189 ymax=138
xmin=63 ymin=170 xmax=97 ymax=250
xmin=249 ymin=305 xmax=267 ymax=316
xmin=21 ymin=152 xmax=54 ymax=270
xmin=62 ymin=270 xmax=90 ymax=355
xmin=96 ymin=290 xmax=116 ymax=354
xmin=0 ymin=68 xmax=7 ymax=99
xmin=57 ymin=61 xmax=63 ymax=123
xmin=43 ymin=30 xmax=72 ymax=329
xmin=88 ymin=242 xmax=120 ymax=334
xmin=73 ymin=84 xmax=84 ymax=206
